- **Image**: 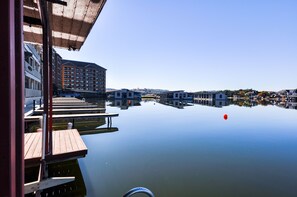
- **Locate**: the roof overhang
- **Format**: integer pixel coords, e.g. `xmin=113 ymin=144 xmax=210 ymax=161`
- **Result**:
xmin=23 ymin=0 xmax=107 ymax=50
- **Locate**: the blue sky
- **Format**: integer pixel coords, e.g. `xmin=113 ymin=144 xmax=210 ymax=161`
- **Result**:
xmin=56 ymin=0 xmax=297 ymax=92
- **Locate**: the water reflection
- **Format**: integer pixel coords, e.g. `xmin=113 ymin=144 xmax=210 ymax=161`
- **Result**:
xmin=194 ymin=99 xmax=230 ymax=108
xmin=157 ymin=99 xmax=194 ymax=109
xmin=79 ymin=127 xmax=119 ymax=135
xmin=108 ymin=99 xmax=141 ymax=110
xmin=193 ymin=98 xmax=297 ymax=110
xmin=25 ymin=160 xmax=86 ymax=197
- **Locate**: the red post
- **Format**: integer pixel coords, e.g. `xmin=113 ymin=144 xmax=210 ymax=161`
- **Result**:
xmin=0 ymin=0 xmax=24 ymax=196
xmin=15 ymin=0 xmax=25 ymax=195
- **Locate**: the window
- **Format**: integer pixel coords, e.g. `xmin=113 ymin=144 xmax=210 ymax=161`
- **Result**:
xmin=25 ymin=76 xmax=29 ymax=88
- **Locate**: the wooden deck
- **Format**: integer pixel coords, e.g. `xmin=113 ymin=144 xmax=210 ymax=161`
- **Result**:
xmin=25 ymin=129 xmax=87 ymax=167
xmin=39 ymin=105 xmax=98 ymax=109
xmin=33 ymin=108 xmax=106 ymax=115
xmin=25 ymin=112 xmax=119 ymax=122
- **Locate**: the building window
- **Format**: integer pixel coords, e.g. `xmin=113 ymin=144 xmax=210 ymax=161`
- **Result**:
xmin=25 ymin=76 xmax=29 ymax=88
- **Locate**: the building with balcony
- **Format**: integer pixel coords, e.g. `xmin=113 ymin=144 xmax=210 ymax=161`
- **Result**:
xmin=61 ymin=60 xmax=106 ymax=96
xmin=24 ymin=43 xmax=42 ymax=105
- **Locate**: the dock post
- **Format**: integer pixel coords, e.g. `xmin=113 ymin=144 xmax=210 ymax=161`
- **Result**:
xmin=40 ymin=98 xmax=42 ymax=107
xmin=33 ymin=100 xmax=36 ymax=111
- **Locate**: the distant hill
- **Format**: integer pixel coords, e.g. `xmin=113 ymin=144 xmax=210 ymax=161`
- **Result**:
xmin=131 ymin=88 xmax=169 ymax=95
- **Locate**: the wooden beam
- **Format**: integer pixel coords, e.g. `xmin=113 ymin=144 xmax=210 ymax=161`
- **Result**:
xmin=24 ymin=177 xmax=75 ymax=194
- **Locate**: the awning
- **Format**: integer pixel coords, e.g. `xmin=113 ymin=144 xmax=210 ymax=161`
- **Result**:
xmin=23 ymin=0 xmax=107 ymax=50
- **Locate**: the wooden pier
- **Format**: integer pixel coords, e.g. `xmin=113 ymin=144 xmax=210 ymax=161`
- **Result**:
xmin=25 ymin=113 xmax=119 ymax=122
xmin=39 ymin=105 xmax=98 ymax=109
xmin=32 ymin=108 xmax=106 ymax=115
xmin=25 ymin=129 xmax=87 ymax=167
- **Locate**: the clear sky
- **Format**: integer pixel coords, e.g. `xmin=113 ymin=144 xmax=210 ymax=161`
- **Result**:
xmin=56 ymin=0 xmax=297 ymax=92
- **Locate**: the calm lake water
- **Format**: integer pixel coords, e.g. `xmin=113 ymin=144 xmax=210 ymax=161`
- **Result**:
xmin=26 ymin=99 xmax=297 ymax=197
xmin=74 ymin=99 xmax=297 ymax=197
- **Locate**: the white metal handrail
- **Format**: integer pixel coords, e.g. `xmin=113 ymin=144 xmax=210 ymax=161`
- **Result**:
xmin=123 ymin=187 xmax=155 ymax=197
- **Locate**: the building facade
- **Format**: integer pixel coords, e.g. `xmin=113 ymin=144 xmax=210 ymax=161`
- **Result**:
xmin=24 ymin=43 xmax=42 ymax=104
xmin=52 ymin=49 xmax=62 ymax=92
xmin=61 ymin=60 xmax=106 ymax=95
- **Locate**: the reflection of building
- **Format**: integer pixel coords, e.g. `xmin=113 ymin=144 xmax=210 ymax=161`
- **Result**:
xmin=61 ymin=60 xmax=106 ymax=95
xmin=287 ymin=89 xmax=297 ymax=102
xmin=194 ymin=99 xmax=230 ymax=108
xmin=108 ymin=99 xmax=141 ymax=110
xmin=159 ymin=90 xmax=193 ymax=100
xmin=158 ymin=99 xmax=193 ymax=109
xmin=276 ymin=101 xmax=297 ymax=110
xmin=194 ymin=91 xmax=227 ymax=101
xmin=24 ymin=44 xmax=42 ymax=105
xmin=107 ymin=89 xmax=141 ymax=99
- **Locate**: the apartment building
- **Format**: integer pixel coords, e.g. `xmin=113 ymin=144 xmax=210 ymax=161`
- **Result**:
xmin=52 ymin=49 xmax=62 ymax=92
xmin=61 ymin=60 xmax=106 ymax=95
xmin=24 ymin=43 xmax=42 ymax=105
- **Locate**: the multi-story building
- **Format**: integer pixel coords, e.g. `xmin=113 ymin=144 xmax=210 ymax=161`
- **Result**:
xmin=61 ymin=60 xmax=106 ymax=96
xmin=52 ymin=49 xmax=62 ymax=93
xmin=24 ymin=43 xmax=42 ymax=105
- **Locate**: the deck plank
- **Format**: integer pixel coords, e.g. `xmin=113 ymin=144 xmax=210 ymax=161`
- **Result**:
xmin=71 ymin=130 xmax=87 ymax=151
xmin=25 ymin=133 xmax=38 ymax=159
xmin=26 ymin=133 xmax=41 ymax=160
xmin=25 ymin=129 xmax=87 ymax=167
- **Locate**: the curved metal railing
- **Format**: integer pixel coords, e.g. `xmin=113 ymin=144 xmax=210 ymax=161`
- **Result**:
xmin=123 ymin=187 xmax=155 ymax=197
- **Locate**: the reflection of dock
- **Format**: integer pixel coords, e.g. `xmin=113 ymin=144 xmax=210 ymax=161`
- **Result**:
xmin=25 ymin=129 xmax=87 ymax=167
xmin=25 ymin=160 xmax=86 ymax=197
xmin=79 ymin=127 xmax=119 ymax=135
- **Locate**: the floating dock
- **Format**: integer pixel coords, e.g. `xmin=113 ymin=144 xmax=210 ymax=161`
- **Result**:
xmin=25 ymin=129 xmax=87 ymax=167
xmin=25 ymin=113 xmax=119 ymax=122
xmin=32 ymin=108 xmax=106 ymax=115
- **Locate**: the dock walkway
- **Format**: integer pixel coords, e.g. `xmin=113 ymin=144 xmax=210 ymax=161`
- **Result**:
xmin=25 ymin=129 xmax=87 ymax=167
xmin=25 ymin=113 xmax=119 ymax=122
xmin=32 ymin=108 xmax=105 ymax=115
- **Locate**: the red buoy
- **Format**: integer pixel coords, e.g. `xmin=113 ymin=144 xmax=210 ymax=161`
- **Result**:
xmin=223 ymin=114 xmax=228 ymax=120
